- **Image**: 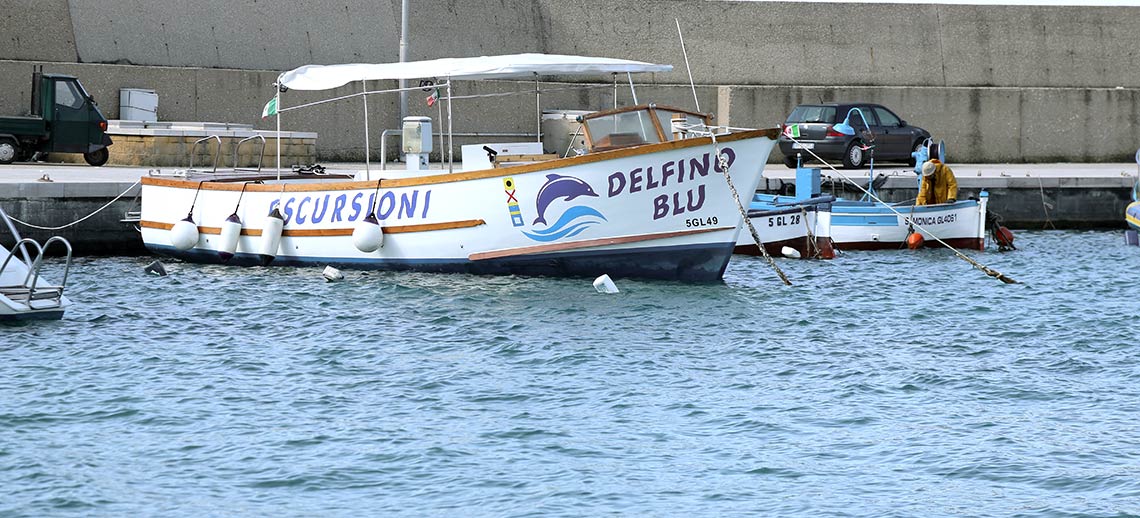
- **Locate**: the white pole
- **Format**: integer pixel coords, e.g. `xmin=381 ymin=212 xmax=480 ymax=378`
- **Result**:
xmin=275 ymin=86 xmax=281 ymax=182
xmin=626 ymin=72 xmax=638 ymax=105
xmin=399 ymin=0 xmax=409 ymax=123
xmin=535 ymin=76 xmax=541 ymax=143
xmin=676 ymin=18 xmax=700 ymax=113
xmin=362 ymin=80 xmax=371 ymax=181
xmin=446 ymin=81 xmax=453 ymax=173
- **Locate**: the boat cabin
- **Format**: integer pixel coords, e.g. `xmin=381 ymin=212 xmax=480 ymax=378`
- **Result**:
xmin=580 ymin=104 xmax=712 ymax=152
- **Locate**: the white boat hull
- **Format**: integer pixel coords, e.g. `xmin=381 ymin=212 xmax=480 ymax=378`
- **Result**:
xmin=737 ymin=201 xmax=835 ymax=259
xmin=830 ymin=195 xmax=989 ymax=251
xmin=140 ymin=131 xmax=778 ymax=282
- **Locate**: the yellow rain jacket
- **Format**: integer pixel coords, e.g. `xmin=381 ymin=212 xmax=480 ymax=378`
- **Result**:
xmin=916 ymin=159 xmax=959 ymax=205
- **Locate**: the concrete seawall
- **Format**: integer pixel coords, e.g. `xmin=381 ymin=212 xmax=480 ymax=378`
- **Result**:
xmin=2 ymin=1 xmax=1138 ymax=164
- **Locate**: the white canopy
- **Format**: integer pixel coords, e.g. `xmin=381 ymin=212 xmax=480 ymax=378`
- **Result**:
xmin=277 ymin=53 xmax=673 ymax=91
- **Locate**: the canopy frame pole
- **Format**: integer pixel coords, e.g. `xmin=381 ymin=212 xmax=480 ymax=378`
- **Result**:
xmin=362 ymin=79 xmax=371 ymax=181
xmin=612 ymin=74 xmax=618 ymax=110
xmin=446 ymin=81 xmax=454 ymax=173
xmin=627 ymin=72 xmax=638 ymax=105
xmin=535 ymin=75 xmax=541 ymax=144
xmin=275 ymin=85 xmax=281 ymax=183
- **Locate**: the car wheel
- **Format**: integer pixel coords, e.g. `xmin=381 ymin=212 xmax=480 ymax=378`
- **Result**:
xmin=842 ymin=141 xmax=865 ymax=169
xmin=783 ymin=154 xmax=798 ymax=168
xmin=84 ymin=147 xmax=109 ymax=167
xmin=907 ymin=139 xmax=925 ymax=167
xmin=0 ymin=139 xmax=18 ymax=165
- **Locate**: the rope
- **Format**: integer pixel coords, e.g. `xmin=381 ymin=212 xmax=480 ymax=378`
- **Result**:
xmin=786 ymin=134 xmax=1018 ymax=284
xmin=1038 ymin=177 xmax=1056 ymax=229
xmin=799 ymin=205 xmax=819 ymax=258
xmin=8 ymin=180 xmax=141 ymax=230
xmin=710 ymin=132 xmax=791 ymax=286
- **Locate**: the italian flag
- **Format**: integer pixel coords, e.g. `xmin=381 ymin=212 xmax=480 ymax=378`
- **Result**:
xmin=426 ymin=88 xmax=440 ymax=107
xmin=261 ymin=97 xmax=278 ymax=119
xmin=784 ymin=124 xmax=800 ymax=138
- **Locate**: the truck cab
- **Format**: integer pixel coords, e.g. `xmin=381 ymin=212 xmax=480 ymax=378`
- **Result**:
xmin=0 ymin=72 xmax=113 ymax=166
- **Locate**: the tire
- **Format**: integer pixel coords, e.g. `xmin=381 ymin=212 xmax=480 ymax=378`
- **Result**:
xmin=83 ymin=147 xmax=109 ymax=167
xmin=0 ymin=139 xmax=18 ymax=165
xmin=907 ymin=139 xmax=925 ymax=167
xmin=783 ymin=154 xmax=798 ymax=168
xmin=842 ymin=141 xmax=865 ymax=169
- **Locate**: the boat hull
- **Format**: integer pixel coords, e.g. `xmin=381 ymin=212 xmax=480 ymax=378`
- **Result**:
xmin=1126 ymin=201 xmax=1140 ymax=231
xmin=736 ymin=203 xmax=835 ymax=259
xmin=140 ymin=131 xmax=778 ymax=282
xmin=829 ymin=195 xmax=989 ymax=251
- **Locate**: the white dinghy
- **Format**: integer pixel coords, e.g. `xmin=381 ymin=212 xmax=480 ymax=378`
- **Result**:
xmin=139 ymin=53 xmax=780 ymax=282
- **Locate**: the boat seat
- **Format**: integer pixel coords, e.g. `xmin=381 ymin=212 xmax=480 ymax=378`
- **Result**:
xmin=591 ymin=132 xmax=646 ymax=151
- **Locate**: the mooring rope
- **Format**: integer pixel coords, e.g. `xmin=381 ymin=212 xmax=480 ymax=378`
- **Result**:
xmin=786 ymin=134 xmax=1018 ymax=284
xmin=7 ymin=180 xmax=142 ymax=231
xmin=710 ymin=132 xmax=791 ymax=286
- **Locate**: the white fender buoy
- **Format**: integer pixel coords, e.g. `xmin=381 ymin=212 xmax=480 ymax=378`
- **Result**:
xmin=218 ymin=212 xmax=242 ymax=262
xmin=592 ymin=274 xmax=619 ymax=294
xmin=170 ymin=215 xmax=199 ymax=251
xmin=258 ymin=207 xmax=285 ymax=266
xmin=781 ymin=246 xmax=801 ymax=259
xmin=352 ymin=213 xmax=384 ymax=252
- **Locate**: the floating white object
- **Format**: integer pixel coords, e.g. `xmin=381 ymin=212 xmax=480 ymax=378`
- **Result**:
xmin=352 ymin=213 xmax=384 ymax=252
xmin=170 ymin=216 xmax=199 ymax=250
xmin=592 ymin=274 xmax=619 ymax=294
xmin=781 ymin=246 xmax=801 ymax=259
xmin=258 ymin=207 xmax=285 ymax=265
xmin=322 ymin=265 xmax=344 ymax=282
xmin=218 ymin=212 xmax=242 ymax=262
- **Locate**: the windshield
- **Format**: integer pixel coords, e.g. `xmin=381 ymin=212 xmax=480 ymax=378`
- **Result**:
xmin=786 ymin=106 xmax=836 ymax=124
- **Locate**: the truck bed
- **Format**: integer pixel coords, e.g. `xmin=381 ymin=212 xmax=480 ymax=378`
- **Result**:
xmin=0 ymin=116 xmax=47 ymax=138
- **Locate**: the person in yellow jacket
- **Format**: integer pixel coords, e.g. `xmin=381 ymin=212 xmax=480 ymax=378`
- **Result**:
xmin=916 ymin=159 xmax=958 ymax=205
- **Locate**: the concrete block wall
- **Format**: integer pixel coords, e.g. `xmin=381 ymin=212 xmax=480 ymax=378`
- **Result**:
xmin=2 ymin=1 xmax=1139 ymax=164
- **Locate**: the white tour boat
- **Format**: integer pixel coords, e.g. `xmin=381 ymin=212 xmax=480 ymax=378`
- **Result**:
xmin=139 ymin=54 xmax=780 ymax=282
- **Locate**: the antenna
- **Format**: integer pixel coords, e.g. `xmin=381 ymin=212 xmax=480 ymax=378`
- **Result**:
xmin=675 ymin=18 xmax=700 ymax=113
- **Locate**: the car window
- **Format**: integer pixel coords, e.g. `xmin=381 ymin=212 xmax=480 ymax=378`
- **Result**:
xmin=786 ymin=106 xmax=836 ymax=124
xmin=840 ymin=107 xmax=875 ymax=129
xmin=873 ymin=107 xmax=901 ymax=127
xmin=55 ymin=80 xmax=85 ymax=110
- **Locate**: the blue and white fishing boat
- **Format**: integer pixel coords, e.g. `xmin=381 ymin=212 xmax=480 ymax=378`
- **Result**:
xmin=736 ymin=166 xmax=835 ymax=259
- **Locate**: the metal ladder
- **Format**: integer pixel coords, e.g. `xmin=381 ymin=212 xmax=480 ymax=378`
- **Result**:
xmin=0 ymin=236 xmax=72 ymax=308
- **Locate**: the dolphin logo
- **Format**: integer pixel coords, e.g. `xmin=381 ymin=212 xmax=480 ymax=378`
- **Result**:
xmin=532 ymin=174 xmax=598 ymax=226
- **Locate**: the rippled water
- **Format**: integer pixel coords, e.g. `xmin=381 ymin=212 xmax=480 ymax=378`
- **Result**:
xmin=2 ymin=230 xmax=1138 ymax=517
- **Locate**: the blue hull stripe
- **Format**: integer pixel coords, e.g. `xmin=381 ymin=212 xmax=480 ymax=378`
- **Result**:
xmin=146 ymin=241 xmax=737 ymax=282
xmin=832 ymin=214 xmax=898 ymax=226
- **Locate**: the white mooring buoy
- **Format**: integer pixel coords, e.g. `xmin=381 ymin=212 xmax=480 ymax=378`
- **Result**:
xmin=592 ymin=274 xmax=619 ymax=294
xmin=322 ymin=265 xmax=345 ymax=282
xmin=170 ymin=215 xmax=199 ymax=251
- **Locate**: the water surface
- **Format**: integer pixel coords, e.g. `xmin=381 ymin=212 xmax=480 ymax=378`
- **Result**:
xmin=2 ymin=230 xmax=1138 ymax=516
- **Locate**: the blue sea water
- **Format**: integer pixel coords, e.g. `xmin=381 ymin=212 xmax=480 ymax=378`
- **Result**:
xmin=2 ymin=230 xmax=1138 ymax=517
